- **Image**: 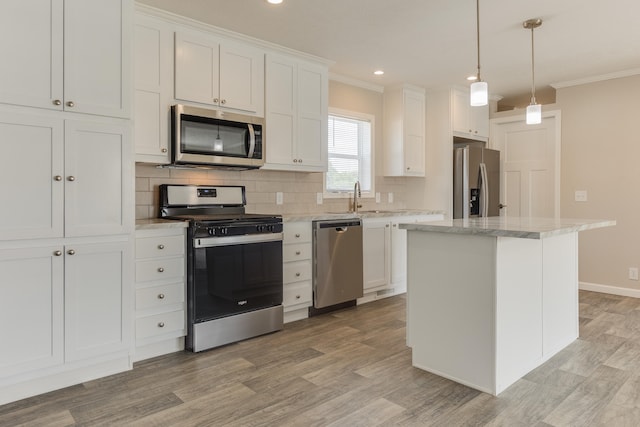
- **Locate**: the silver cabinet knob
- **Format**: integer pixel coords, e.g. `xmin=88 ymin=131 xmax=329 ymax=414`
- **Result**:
xmin=158 ymin=244 xmax=165 ymax=250
xmin=298 ymin=159 xmax=302 ymax=163
xmin=221 ymin=99 xmax=226 ymax=105
xmin=67 ymin=249 xmax=75 ymax=255
xmin=161 ymin=148 xmax=168 ymax=153
xmin=158 ymin=293 xmax=165 ymax=299
xmin=295 ymin=295 xmax=301 ymax=300
xmin=295 ymin=272 xmax=301 ymax=277
xmin=392 ymin=224 xmax=397 ymax=228
xmin=53 ymin=250 xmax=62 ymax=256
xmin=293 ymin=159 xmax=298 ymax=163
xmin=386 ymin=224 xmax=390 ymax=228
xmin=66 ymin=101 xmax=74 ymax=107
xmin=54 ymin=175 xmax=62 ymax=181
xmin=295 ymin=250 xmax=301 ymax=255
xmin=158 ymin=322 xmax=165 ymax=328
xmin=213 ymin=98 xmax=219 ymax=103
xmin=67 ymin=176 xmax=76 ymax=182
xmin=53 ymin=99 xmax=62 ymax=106
xmin=295 ymin=233 xmax=301 ymax=238
xmin=157 ymin=267 xmax=164 ymax=273
xmin=469 ymin=129 xmax=473 ymax=133
xmin=498 ymin=203 xmax=507 ymax=209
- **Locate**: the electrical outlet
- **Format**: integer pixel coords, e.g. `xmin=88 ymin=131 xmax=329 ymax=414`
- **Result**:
xmin=575 ymin=190 xmax=588 ymax=202
xmin=316 ymin=192 xmax=323 ymax=205
xmin=276 ymin=192 xmax=283 ymax=205
xmin=388 ymin=192 xmax=394 ymax=204
xmin=629 ymin=267 xmax=639 ymax=281
xmin=375 ymin=192 xmax=381 ymax=203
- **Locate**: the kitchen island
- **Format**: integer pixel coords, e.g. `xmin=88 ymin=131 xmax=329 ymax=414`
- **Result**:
xmin=401 ymin=217 xmax=615 ymax=395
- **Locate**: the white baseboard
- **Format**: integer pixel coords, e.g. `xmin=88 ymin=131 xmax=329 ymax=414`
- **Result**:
xmin=579 ymin=281 xmax=640 ymax=298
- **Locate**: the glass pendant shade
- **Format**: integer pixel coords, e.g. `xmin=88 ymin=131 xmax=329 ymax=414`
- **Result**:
xmin=470 ymin=81 xmax=488 ymax=106
xmin=526 ymin=103 xmax=542 ymax=124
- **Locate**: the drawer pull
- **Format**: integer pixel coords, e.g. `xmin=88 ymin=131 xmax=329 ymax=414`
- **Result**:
xmin=295 ymin=295 xmax=301 ymax=300
xmin=158 ymin=293 xmax=165 ymax=299
xmin=158 ymin=244 xmax=165 ymax=250
xmin=158 ymin=267 xmax=164 ymax=273
xmin=67 ymin=249 xmax=75 ymax=255
xmin=295 ymin=272 xmax=301 ymax=277
xmin=295 ymin=250 xmax=301 ymax=255
xmin=295 ymin=233 xmax=301 ymax=238
xmin=158 ymin=322 xmax=165 ymax=328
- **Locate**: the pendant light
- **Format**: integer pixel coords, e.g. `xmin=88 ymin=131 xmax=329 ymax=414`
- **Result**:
xmin=524 ymin=19 xmax=542 ymax=124
xmin=470 ymin=0 xmax=488 ymax=106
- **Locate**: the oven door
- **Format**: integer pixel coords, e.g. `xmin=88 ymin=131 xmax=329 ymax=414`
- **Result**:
xmin=191 ymin=233 xmax=283 ymax=323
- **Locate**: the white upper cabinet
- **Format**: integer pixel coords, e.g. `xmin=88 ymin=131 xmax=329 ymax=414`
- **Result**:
xmin=134 ymin=14 xmax=173 ymax=163
xmin=175 ymin=31 xmax=265 ymax=117
xmin=452 ymin=88 xmax=489 ymax=141
xmin=0 ymin=0 xmax=131 ymax=118
xmin=263 ymin=53 xmax=328 ymax=172
xmin=384 ymin=86 xmax=426 ymax=177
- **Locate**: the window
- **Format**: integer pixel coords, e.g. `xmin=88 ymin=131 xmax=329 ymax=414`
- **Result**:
xmin=325 ymin=109 xmax=374 ymax=197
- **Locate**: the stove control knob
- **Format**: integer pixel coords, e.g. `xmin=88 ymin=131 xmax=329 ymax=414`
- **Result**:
xmin=222 ymin=227 xmax=229 ymax=235
xmin=267 ymin=224 xmax=275 ymax=232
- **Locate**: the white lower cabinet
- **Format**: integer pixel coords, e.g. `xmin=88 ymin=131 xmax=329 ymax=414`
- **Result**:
xmin=282 ymin=221 xmax=313 ymax=323
xmin=134 ymin=227 xmax=187 ymax=362
xmin=361 ymin=214 xmax=444 ymax=303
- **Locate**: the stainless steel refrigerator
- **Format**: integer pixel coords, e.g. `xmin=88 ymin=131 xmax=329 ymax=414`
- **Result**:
xmin=453 ymin=146 xmax=501 ymax=218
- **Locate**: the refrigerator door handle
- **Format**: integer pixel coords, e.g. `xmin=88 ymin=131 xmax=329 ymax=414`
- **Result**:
xmin=479 ymin=162 xmax=489 ymax=217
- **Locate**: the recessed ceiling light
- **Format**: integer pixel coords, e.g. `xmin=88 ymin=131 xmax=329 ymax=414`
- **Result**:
xmin=467 ymin=75 xmax=478 ymax=81
xmin=374 ymin=70 xmax=384 ymax=76
xmin=267 ymin=0 xmax=283 ymax=4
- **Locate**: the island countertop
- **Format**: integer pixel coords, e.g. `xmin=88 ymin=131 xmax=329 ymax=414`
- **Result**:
xmin=399 ymin=216 xmax=615 ymax=239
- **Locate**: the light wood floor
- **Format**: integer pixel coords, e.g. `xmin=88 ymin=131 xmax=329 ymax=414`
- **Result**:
xmin=2 ymin=290 xmax=640 ymax=426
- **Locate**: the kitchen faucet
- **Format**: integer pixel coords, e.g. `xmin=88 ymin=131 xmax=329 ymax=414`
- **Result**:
xmin=352 ymin=181 xmax=362 ymax=213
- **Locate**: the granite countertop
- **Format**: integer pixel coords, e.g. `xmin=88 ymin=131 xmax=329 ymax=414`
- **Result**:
xmin=399 ymin=216 xmax=616 ymax=239
xmin=284 ymin=209 xmax=445 ymax=222
xmin=135 ymin=218 xmax=189 ymax=230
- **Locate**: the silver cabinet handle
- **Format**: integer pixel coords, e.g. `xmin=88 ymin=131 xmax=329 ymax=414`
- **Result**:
xmin=158 ymin=267 xmax=164 ymax=273
xmin=213 ymin=98 xmax=219 ymax=103
xmin=295 ymin=295 xmax=301 ymax=300
xmin=498 ymin=203 xmax=507 ymax=209
xmin=67 ymin=249 xmax=75 ymax=255
xmin=295 ymin=272 xmax=301 ymax=277
xmin=158 ymin=322 xmax=165 ymax=328
xmin=392 ymin=224 xmax=397 ymax=228
xmin=295 ymin=233 xmax=301 ymax=238
xmin=67 ymin=176 xmax=76 ymax=182
xmin=161 ymin=148 xmax=168 ymax=153
xmin=295 ymin=250 xmax=301 ymax=255
xmin=298 ymin=159 xmax=302 ymax=163
xmin=158 ymin=293 xmax=165 ymax=299
xmin=293 ymin=159 xmax=298 ymax=163
xmin=66 ymin=101 xmax=74 ymax=107
xmin=53 ymin=250 xmax=62 ymax=256
xmin=158 ymin=244 xmax=165 ymax=250
xmin=221 ymin=99 xmax=226 ymax=105
xmin=53 ymin=99 xmax=62 ymax=106
xmin=386 ymin=224 xmax=390 ymax=228
xmin=54 ymin=175 xmax=62 ymax=181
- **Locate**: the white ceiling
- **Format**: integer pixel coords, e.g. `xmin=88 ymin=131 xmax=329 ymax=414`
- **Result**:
xmin=138 ymin=0 xmax=640 ymax=101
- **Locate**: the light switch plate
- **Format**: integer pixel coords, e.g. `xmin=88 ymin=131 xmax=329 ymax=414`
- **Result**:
xmin=276 ymin=192 xmax=283 ymax=205
xmin=575 ymin=190 xmax=588 ymax=202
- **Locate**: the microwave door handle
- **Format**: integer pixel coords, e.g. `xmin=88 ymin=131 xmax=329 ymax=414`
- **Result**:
xmin=247 ymin=124 xmax=256 ymax=158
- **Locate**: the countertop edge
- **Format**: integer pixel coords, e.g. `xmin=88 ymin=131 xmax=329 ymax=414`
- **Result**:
xmin=283 ymin=210 xmax=446 ymax=222
xmin=135 ymin=219 xmax=189 ymax=230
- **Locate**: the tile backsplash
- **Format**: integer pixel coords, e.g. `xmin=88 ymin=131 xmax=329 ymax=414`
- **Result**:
xmin=136 ymin=164 xmax=408 ymax=219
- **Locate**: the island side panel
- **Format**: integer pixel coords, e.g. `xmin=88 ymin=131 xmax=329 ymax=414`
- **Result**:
xmin=542 ymin=232 xmax=579 ymax=357
xmin=407 ymin=231 xmax=496 ymax=394
xmin=495 ymin=236 xmax=544 ymax=394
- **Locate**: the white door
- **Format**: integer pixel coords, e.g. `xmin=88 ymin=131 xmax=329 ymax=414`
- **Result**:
xmin=491 ymin=112 xmax=561 ymax=217
xmin=297 ymin=62 xmax=327 ymax=169
xmin=403 ymin=90 xmax=425 ymax=176
xmin=219 ymin=41 xmax=264 ymax=114
xmin=174 ymin=32 xmax=220 ymax=106
xmin=265 ymin=54 xmax=297 ymax=167
xmin=362 ymin=219 xmax=390 ymax=291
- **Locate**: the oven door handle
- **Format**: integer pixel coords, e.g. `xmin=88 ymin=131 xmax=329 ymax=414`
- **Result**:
xmin=193 ymin=232 xmax=283 ymax=248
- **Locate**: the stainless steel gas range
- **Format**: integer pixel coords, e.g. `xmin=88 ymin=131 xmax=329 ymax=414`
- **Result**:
xmin=159 ymin=184 xmax=283 ymax=352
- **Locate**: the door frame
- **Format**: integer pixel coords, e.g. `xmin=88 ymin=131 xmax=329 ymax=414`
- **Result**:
xmin=489 ymin=110 xmax=562 ymax=218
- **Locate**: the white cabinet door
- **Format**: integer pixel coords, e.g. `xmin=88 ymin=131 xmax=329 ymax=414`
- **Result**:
xmin=403 ymin=90 xmax=426 ymax=176
xmin=265 ymin=55 xmax=297 ymax=167
xmin=296 ymin=62 xmax=328 ymax=169
xmin=134 ymin=15 xmax=173 ymax=163
xmin=0 ymin=246 xmax=64 ymax=377
xmin=390 ymin=220 xmax=408 ymax=287
xmin=64 ymin=120 xmax=132 ymax=237
xmin=0 ymin=113 xmax=64 ymax=240
xmin=64 ymin=0 xmax=131 ymax=118
xmin=452 ymin=88 xmax=488 ymax=140
xmin=362 ymin=219 xmax=390 ymax=291
xmin=65 ymin=241 xmax=131 ymax=362
xmin=175 ymin=32 xmax=264 ymax=116
xmin=0 ymin=0 xmax=64 ymax=110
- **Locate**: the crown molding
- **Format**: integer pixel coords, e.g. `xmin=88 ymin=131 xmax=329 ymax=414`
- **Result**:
xmin=329 ymin=73 xmax=385 ymax=93
xmin=551 ymin=68 xmax=640 ymax=89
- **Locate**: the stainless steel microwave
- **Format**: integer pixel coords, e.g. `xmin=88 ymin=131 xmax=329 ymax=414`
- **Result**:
xmin=171 ymin=104 xmax=264 ymax=169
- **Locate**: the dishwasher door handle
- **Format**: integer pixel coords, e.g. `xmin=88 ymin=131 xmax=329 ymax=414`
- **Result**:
xmin=335 ymin=227 xmax=347 ymax=233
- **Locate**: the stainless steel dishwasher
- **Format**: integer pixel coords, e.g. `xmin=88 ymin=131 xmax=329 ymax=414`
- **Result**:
xmin=312 ymin=218 xmax=363 ymax=312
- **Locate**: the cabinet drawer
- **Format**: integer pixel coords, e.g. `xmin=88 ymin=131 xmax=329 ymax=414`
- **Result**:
xmin=283 ymin=243 xmax=311 ymax=262
xmin=136 ymin=310 xmax=185 ymax=340
xmin=283 ymin=260 xmax=312 ymax=284
xmin=136 ymin=235 xmax=184 ymax=259
xmin=136 ymin=257 xmax=184 ymax=283
xmin=136 ymin=282 xmax=185 ymax=311
xmin=284 ymin=281 xmax=312 ymax=308
xmin=283 ymin=222 xmax=312 ymax=244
